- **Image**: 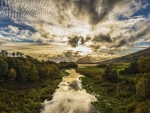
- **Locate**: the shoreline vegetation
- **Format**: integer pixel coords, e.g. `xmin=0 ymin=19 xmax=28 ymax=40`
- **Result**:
xmin=76 ymin=56 xmax=150 ymax=113
xmin=0 ymin=54 xmax=77 ymax=113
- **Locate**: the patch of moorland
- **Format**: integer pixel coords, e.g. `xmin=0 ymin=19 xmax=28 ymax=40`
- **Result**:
xmin=76 ymin=57 xmax=150 ymax=113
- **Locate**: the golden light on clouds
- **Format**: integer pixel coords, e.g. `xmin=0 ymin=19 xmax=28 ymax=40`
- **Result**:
xmin=0 ymin=0 xmax=150 ymax=61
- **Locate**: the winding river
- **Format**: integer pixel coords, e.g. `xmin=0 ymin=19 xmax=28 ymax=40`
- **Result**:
xmin=41 ymin=69 xmax=99 ymax=113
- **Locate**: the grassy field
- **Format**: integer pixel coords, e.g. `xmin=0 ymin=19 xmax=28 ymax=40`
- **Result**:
xmin=115 ymin=63 xmax=130 ymax=74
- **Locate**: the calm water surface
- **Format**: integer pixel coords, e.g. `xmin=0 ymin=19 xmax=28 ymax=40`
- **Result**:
xmin=41 ymin=69 xmax=99 ymax=113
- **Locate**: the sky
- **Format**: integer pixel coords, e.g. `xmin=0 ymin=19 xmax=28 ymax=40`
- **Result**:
xmin=0 ymin=0 xmax=150 ymax=62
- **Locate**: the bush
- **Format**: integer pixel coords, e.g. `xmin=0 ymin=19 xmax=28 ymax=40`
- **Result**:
xmin=138 ymin=56 xmax=150 ymax=73
xmin=126 ymin=103 xmax=136 ymax=113
xmin=8 ymin=68 xmax=17 ymax=81
xmin=119 ymin=62 xmax=139 ymax=75
xmin=0 ymin=58 xmax=9 ymax=77
xmin=101 ymin=65 xmax=118 ymax=83
xmin=0 ymin=58 xmax=8 ymax=81
xmin=135 ymin=73 xmax=150 ymax=99
xmin=96 ymin=64 xmax=107 ymax=68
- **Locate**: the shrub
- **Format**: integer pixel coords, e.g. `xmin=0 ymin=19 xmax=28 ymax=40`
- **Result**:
xmin=8 ymin=68 xmax=17 ymax=81
xmin=135 ymin=73 xmax=150 ymax=99
xmin=101 ymin=65 xmax=118 ymax=83
xmin=0 ymin=58 xmax=9 ymax=76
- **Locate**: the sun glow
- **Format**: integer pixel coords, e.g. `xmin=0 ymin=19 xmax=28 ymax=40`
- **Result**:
xmin=71 ymin=45 xmax=92 ymax=56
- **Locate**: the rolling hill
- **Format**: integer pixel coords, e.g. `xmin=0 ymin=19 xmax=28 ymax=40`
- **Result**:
xmin=99 ymin=47 xmax=150 ymax=64
xmin=76 ymin=56 xmax=93 ymax=64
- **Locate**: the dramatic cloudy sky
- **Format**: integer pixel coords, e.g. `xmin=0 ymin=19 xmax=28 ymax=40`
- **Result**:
xmin=0 ymin=0 xmax=150 ymax=61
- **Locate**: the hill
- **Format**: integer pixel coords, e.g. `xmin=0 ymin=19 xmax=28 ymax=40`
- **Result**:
xmin=99 ymin=47 xmax=150 ymax=64
xmin=76 ymin=56 xmax=93 ymax=64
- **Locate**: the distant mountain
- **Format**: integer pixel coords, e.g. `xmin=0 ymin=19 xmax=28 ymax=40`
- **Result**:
xmin=99 ymin=47 xmax=150 ymax=64
xmin=76 ymin=56 xmax=93 ymax=64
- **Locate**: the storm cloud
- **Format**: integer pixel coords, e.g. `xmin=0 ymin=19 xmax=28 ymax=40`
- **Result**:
xmin=68 ymin=36 xmax=80 ymax=47
xmin=73 ymin=0 xmax=141 ymax=25
xmin=93 ymin=34 xmax=112 ymax=43
xmin=63 ymin=50 xmax=73 ymax=58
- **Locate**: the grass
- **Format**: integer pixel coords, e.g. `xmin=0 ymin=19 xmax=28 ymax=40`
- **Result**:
xmin=115 ymin=63 xmax=130 ymax=74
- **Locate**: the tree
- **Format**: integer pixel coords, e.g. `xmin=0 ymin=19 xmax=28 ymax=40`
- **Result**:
xmin=5 ymin=51 xmax=8 ymax=57
xmin=50 ymin=64 xmax=59 ymax=76
xmin=20 ymin=52 xmax=24 ymax=57
xmin=1 ymin=50 xmax=5 ymax=57
xmin=7 ymin=57 xmax=18 ymax=70
xmin=27 ymin=64 xmax=39 ymax=82
xmin=135 ymin=73 xmax=150 ymax=98
xmin=138 ymin=56 xmax=150 ymax=73
xmin=16 ymin=59 xmax=28 ymax=83
xmin=119 ymin=62 xmax=139 ymax=75
xmin=101 ymin=65 xmax=118 ymax=83
xmin=1 ymin=50 xmax=9 ymax=57
xmin=8 ymin=68 xmax=17 ymax=81
xmin=0 ymin=58 xmax=9 ymax=77
xmin=38 ymin=66 xmax=51 ymax=78
xmin=16 ymin=52 xmax=20 ymax=57
xmin=12 ymin=52 xmax=16 ymax=57
xmin=96 ymin=64 xmax=107 ymax=68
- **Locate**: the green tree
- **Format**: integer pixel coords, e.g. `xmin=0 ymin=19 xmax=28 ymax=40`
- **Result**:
xmin=135 ymin=73 xmax=150 ymax=98
xmin=38 ymin=65 xmax=51 ymax=78
xmin=28 ymin=64 xmax=39 ymax=82
xmin=50 ymin=64 xmax=59 ymax=76
xmin=138 ymin=56 xmax=150 ymax=73
xmin=0 ymin=58 xmax=9 ymax=79
xmin=8 ymin=68 xmax=17 ymax=81
xmin=45 ymin=66 xmax=51 ymax=78
xmin=7 ymin=57 xmax=18 ymax=70
xmin=16 ymin=59 xmax=29 ymax=83
xmin=101 ymin=65 xmax=118 ymax=83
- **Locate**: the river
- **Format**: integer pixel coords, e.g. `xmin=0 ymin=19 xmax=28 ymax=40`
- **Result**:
xmin=41 ymin=69 xmax=99 ymax=113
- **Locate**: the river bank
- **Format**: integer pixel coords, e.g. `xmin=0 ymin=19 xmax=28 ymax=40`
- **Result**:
xmin=0 ymin=74 xmax=62 ymax=113
xmin=76 ymin=66 xmax=150 ymax=113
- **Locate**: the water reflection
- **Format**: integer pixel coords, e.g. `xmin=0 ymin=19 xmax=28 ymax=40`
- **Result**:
xmin=41 ymin=69 xmax=99 ymax=113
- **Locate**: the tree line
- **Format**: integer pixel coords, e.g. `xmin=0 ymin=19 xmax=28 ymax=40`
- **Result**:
xmin=118 ymin=56 xmax=150 ymax=99
xmin=0 ymin=50 xmax=25 ymax=57
xmin=0 ymin=54 xmax=77 ymax=83
xmin=0 ymin=56 xmax=59 ymax=83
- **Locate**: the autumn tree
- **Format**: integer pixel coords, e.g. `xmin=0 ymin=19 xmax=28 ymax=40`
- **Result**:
xmin=8 ymin=68 xmax=17 ymax=81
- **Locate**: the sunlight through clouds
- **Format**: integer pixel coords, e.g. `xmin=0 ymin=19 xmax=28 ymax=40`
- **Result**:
xmin=0 ymin=0 xmax=150 ymax=61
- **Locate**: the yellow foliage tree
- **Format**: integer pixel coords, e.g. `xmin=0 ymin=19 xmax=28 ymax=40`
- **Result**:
xmin=8 ymin=68 xmax=17 ymax=81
